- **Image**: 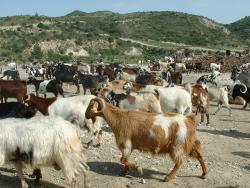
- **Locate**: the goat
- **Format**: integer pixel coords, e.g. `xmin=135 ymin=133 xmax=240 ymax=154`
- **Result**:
xmin=108 ymin=90 xmax=162 ymax=113
xmin=240 ymin=63 xmax=250 ymax=70
xmin=196 ymin=71 xmax=220 ymax=86
xmin=207 ymin=86 xmax=231 ymax=116
xmin=0 ymin=102 xmax=37 ymax=119
xmin=48 ymin=95 xmax=103 ymax=147
xmin=85 ymin=98 xmax=207 ymax=182
xmin=0 ymin=116 xmax=89 ymax=188
xmin=25 ymin=94 xmax=57 ymax=115
xmin=0 ymin=80 xmax=27 ymax=103
xmin=27 ymin=77 xmax=64 ymax=98
xmin=231 ymin=84 xmax=250 ymax=109
xmin=0 ymin=70 xmax=20 ymax=80
xmin=138 ymin=85 xmax=192 ymax=114
xmin=210 ymin=63 xmax=221 ymax=71
xmin=192 ymin=85 xmax=210 ymax=126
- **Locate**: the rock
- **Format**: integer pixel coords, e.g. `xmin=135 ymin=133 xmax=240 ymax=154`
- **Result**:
xmin=151 ymin=167 xmax=158 ymax=171
xmin=126 ymin=182 xmax=134 ymax=187
xmin=140 ymin=178 xmax=146 ymax=184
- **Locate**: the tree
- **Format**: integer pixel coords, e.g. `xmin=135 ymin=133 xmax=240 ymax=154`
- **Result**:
xmin=31 ymin=43 xmax=43 ymax=60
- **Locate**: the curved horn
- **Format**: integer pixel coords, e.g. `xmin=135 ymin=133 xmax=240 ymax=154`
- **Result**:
xmin=239 ymin=82 xmax=247 ymax=93
xmin=92 ymin=97 xmax=105 ymax=112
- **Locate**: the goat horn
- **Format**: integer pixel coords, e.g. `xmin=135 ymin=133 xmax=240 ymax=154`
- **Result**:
xmin=239 ymin=82 xmax=247 ymax=94
xmin=92 ymin=98 xmax=105 ymax=112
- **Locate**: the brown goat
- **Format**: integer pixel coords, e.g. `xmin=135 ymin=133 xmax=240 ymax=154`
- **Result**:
xmin=0 ymin=80 xmax=27 ymax=103
xmin=192 ymin=85 xmax=210 ymax=126
xmin=25 ymin=94 xmax=57 ymax=115
xmin=85 ymin=98 xmax=207 ymax=182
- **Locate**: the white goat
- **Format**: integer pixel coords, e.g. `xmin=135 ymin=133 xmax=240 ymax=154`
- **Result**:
xmin=8 ymin=62 xmax=17 ymax=70
xmin=207 ymin=86 xmax=231 ymax=116
xmin=110 ymin=90 xmax=162 ymax=113
xmin=210 ymin=63 xmax=221 ymax=71
xmin=48 ymin=95 xmax=103 ymax=147
xmin=0 ymin=116 xmax=89 ymax=188
xmin=240 ymin=63 xmax=250 ymax=69
xmin=141 ymin=85 xmax=192 ymax=114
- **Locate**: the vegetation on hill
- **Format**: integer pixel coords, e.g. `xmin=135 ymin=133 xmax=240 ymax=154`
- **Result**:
xmin=227 ymin=16 xmax=250 ymax=45
xmin=0 ymin=11 xmax=249 ymax=63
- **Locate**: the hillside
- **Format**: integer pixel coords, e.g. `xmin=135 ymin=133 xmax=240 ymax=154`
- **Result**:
xmin=227 ymin=16 xmax=250 ymax=44
xmin=0 ymin=11 xmax=249 ymax=63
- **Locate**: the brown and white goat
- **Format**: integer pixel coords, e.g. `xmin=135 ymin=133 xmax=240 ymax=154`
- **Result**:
xmin=85 ymin=98 xmax=207 ymax=182
xmin=192 ymin=85 xmax=210 ymax=126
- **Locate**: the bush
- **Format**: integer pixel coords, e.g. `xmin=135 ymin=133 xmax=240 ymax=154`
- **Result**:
xmin=31 ymin=43 xmax=43 ymax=60
xmin=37 ymin=23 xmax=50 ymax=30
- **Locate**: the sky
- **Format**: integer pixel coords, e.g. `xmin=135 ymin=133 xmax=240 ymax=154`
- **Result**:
xmin=0 ymin=0 xmax=249 ymax=24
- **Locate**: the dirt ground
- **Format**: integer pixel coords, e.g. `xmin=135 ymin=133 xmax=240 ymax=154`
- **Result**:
xmin=0 ymin=66 xmax=249 ymax=188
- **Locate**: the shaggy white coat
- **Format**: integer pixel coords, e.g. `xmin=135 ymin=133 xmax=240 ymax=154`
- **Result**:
xmin=48 ymin=95 xmax=103 ymax=145
xmin=0 ymin=116 xmax=89 ymax=187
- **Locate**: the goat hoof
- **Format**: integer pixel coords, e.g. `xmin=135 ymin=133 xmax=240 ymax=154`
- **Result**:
xmin=201 ymin=174 xmax=207 ymax=180
xmin=94 ymin=143 xmax=101 ymax=148
xmin=137 ymin=167 xmax=143 ymax=175
xmin=164 ymin=175 xmax=174 ymax=182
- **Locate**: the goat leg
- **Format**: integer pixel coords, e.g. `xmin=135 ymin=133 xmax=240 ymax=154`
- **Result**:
xmin=15 ymin=162 xmax=28 ymax=188
xmin=243 ymin=102 xmax=248 ymax=109
xmin=190 ymin=140 xmax=207 ymax=179
xmin=206 ymin=113 xmax=210 ymax=126
xmin=199 ymin=112 xmax=204 ymax=126
xmin=213 ymin=103 xmax=222 ymax=115
xmin=30 ymin=168 xmax=42 ymax=183
xmin=164 ymin=159 xmax=183 ymax=182
xmin=120 ymin=157 xmax=143 ymax=176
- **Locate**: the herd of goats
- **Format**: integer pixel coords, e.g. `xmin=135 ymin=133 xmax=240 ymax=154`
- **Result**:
xmin=0 ymin=57 xmax=249 ymax=188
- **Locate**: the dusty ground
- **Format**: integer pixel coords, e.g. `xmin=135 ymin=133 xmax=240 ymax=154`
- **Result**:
xmin=0 ymin=66 xmax=249 ymax=188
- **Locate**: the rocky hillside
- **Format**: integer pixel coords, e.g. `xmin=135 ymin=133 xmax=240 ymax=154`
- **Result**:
xmin=0 ymin=11 xmax=249 ymax=63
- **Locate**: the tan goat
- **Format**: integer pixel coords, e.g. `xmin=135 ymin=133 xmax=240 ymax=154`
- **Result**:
xmin=85 ymin=98 xmax=207 ymax=182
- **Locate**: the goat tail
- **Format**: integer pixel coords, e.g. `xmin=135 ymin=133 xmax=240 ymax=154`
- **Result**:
xmin=153 ymin=89 xmax=160 ymax=100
